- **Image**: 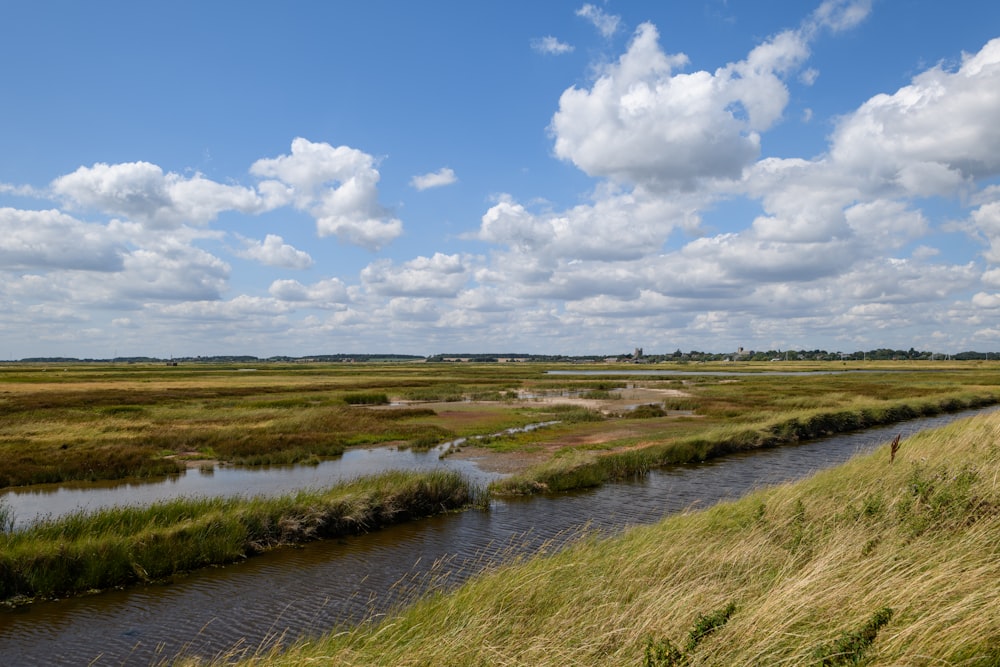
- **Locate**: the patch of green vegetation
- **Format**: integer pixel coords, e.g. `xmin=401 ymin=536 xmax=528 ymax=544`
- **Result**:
xmin=341 ymin=392 xmax=389 ymax=405
xmin=812 ymin=607 xmax=893 ymax=666
xmin=492 ymin=393 xmax=998 ymax=496
xmin=0 ymin=470 xmax=478 ymax=604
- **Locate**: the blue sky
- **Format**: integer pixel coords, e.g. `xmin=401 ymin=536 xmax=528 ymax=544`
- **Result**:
xmin=3 ymin=0 xmax=1000 ymax=358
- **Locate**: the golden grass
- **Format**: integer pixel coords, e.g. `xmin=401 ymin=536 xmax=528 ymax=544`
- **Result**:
xmin=196 ymin=410 xmax=1000 ymax=666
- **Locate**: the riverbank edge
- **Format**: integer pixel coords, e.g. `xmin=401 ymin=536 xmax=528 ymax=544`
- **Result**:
xmin=489 ymin=392 xmax=999 ymax=495
xmin=0 ymin=469 xmax=481 ymax=607
xmin=226 ymin=407 xmax=1000 ymax=665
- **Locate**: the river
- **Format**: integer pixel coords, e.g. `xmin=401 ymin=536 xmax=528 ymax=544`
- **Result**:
xmin=0 ymin=407 xmax=994 ymax=666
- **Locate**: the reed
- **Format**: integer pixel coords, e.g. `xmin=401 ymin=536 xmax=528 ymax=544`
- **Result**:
xmin=205 ymin=409 xmax=1000 ymax=666
xmin=0 ymin=470 xmax=479 ymax=604
xmin=490 ymin=392 xmax=997 ymax=495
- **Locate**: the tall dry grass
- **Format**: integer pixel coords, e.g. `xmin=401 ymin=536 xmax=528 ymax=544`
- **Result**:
xmin=208 ymin=410 xmax=1000 ymax=666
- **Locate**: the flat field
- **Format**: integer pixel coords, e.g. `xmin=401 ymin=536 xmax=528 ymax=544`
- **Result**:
xmin=1 ymin=360 xmax=998 ymax=491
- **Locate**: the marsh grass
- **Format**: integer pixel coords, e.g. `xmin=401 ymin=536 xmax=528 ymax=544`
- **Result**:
xmin=0 ymin=470 xmax=478 ymax=604
xmin=3 ymin=362 xmax=998 ymax=491
xmin=491 ymin=392 xmax=997 ymax=495
xmin=200 ymin=409 xmax=1000 ymax=666
xmin=341 ymin=392 xmax=389 ymax=405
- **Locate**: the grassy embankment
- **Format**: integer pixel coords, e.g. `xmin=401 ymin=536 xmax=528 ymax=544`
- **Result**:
xmin=197 ymin=408 xmax=1000 ymax=666
xmin=0 ymin=470 xmax=478 ymax=605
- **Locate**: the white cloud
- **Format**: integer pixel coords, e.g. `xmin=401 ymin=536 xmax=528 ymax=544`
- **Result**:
xmin=387 ymin=297 xmax=440 ymax=322
xmin=0 ymin=208 xmax=124 ymax=271
xmin=550 ymin=22 xmax=811 ymax=191
xmin=250 ymin=138 xmax=403 ymax=250
xmin=361 ymin=253 xmax=471 ymax=297
xmin=972 ymin=291 xmax=1000 ymax=309
xmin=576 ymin=4 xmax=620 ymax=38
xmin=830 ymin=38 xmax=1000 ymax=193
xmin=807 ymin=0 xmax=872 ymax=34
xmin=235 ymin=234 xmax=313 ymax=269
xmin=410 ymin=167 xmax=458 ymax=191
xmin=151 ymin=295 xmax=291 ymax=322
xmin=531 ymin=36 xmax=574 ymax=55
xmin=967 ymin=200 xmax=1000 ymax=263
xmin=981 ymin=267 xmax=1000 ymax=287
xmin=115 ymin=245 xmax=230 ymax=301
xmin=52 ymin=162 xmax=273 ymax=229
xmin=475 ymin=191 xmax=699 ymax=262
xmin=0 ymin=182 xmax=42 ymax=197
xmin=269 ymin=278 xmax=350 ymax=307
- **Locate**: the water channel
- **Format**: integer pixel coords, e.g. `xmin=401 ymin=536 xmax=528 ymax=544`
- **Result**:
xmin=1 ymin=407 xmax=995 ymax=666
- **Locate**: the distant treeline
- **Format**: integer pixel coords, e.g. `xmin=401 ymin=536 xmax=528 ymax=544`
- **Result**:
xmin=15 ymin=354 xmax=425 ymax=364
xmin=11 ymin=349 xmax=1000 ymax=364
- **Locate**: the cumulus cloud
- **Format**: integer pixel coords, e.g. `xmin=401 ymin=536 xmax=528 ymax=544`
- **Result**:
xmin=0 ymin=182 xmax=42 ymax=197
xmin=475 ymin=191 xmax=700 ymax=261
xmin=550 ymin=22 xmax=811 ymax=191
xmin=361 ymin=253 xmax=471 ymax=298
xmin=269 ymin=278 xmax=350 ymax=307
xmin=830 ymin=38 xmax=1000 ymax=193
xmin=251 ymin=138 xmax=402 ymax=250
xmin=531 ymin=36 xmax=574 ymax=55
xmin=387 ymin=297 xmax=440 ymax=322
xmin=235 ymin=234 xmax=313 ymax=269
xmin=52 ymin=162 xmax=275 ymax=229
xmin=150 ymin=295 xmax=291 ymax=322
xmin=410 ymin=167 xmax=457 ymax=191
xmin=115 ymin=245 xmax=230 ymax=302
xmin=0 ymin=208 xmax=124 ymax=271
xmin=965 ymin=200 xmax=1000 ymax=263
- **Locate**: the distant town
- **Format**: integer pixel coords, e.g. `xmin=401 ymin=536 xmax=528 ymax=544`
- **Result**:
xmin=9 ymin=347 xmax=999 ymax=364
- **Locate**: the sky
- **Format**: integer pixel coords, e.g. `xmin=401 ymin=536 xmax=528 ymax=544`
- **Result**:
xmin=3 ymin=0 xmax=1000 ymax=359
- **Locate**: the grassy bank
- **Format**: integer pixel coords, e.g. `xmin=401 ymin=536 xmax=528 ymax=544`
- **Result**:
xmin=208 ymin=409 xmax=1000 ymax=665
xmin=490 ymin=391 xmax=998 ymax=495
xmin=0 ymin=470 xmax=478 ymax=605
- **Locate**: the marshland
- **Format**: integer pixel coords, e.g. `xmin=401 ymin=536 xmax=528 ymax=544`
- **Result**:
xmin=2 ymin=360 xmax=1000 ymax=664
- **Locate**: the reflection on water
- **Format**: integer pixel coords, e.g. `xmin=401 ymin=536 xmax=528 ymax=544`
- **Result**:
xmin=1 ymin=443 xmax=506 ymax=531
xmin=0 ymin=406 xmax=995 ymax=666
xmin=2 ymin=422 xmax=571 ymax=530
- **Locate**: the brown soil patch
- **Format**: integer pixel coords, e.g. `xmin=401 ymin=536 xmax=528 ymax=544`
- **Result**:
xmin=447 ymin=416 xmax=692 ymax=476
xmin=165 ymin=451 xmax=221 ymax=469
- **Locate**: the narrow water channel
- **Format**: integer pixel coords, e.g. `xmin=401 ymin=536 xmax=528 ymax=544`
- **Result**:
xmin=0 ymin=407 xmax=994 ymax=666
